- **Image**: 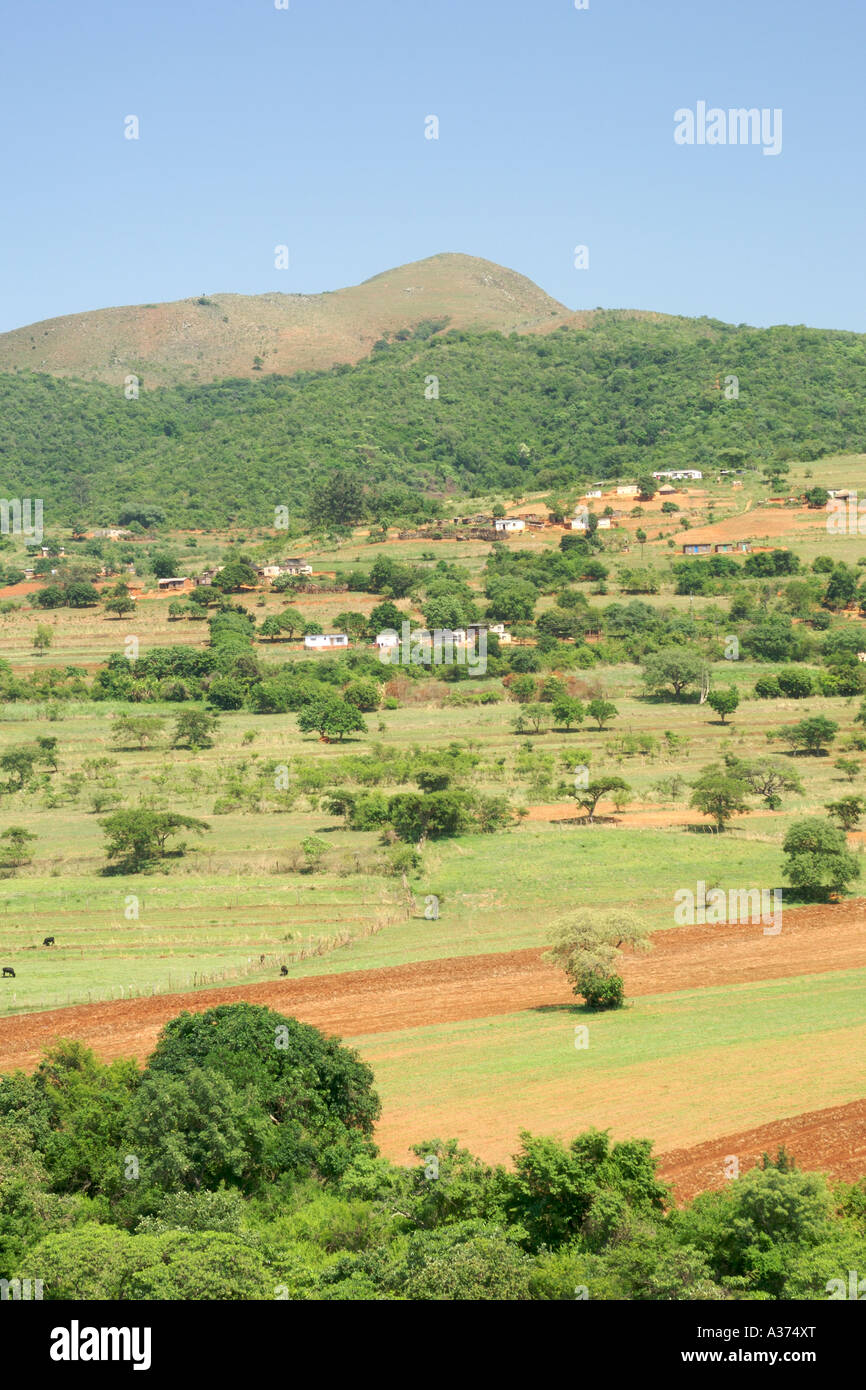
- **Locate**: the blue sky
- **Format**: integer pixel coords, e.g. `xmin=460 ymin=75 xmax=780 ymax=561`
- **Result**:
xmin=1 ymin=0 xmax=864 ymax=332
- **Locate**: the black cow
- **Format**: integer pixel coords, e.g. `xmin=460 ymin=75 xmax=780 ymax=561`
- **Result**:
xmin=2 ymin=967 xmax=15 ymax=979
xmin=259 ymin=954 xmax=265 ymax=964
xmin=279 ymin=965 xmax=288 ymax=977
xmin=43 ymin=936 xmax=55 ymax=947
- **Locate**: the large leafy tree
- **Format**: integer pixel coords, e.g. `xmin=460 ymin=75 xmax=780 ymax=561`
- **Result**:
xmin=689 ymin=765 xmax=750 ymax=831
xmin=297 ymin=693 xmax=367 ymax=740
xmin=100 ymin=809 xmax=210 ymax=871
xmin=142 ymin=1004 xmax=380 ymax=1183
xmin=782 ymin=817 xmax=861 ymax=899
xmin=641 ymin=647 xmax=704 ymax=700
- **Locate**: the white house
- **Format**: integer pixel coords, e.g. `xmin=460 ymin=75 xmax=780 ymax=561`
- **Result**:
xmin=596 ymin=517 xmax=612 ymax=529
xmin=304 ymin=633 xmax=349 ymax=649
xmin=584 ymin=489 xmax=602 ymax=499
xmin=571 ymin=516 xmax=589 ymax=531
xmin=494 ymin=517 xmax=526 ymax=533
xmin=374 ymin=631 xmax=400 ymax=649
xmin=616 ymin=485 xmax=640 ymax=497
xmin=652 ymin=469 xmax=703 ymax=481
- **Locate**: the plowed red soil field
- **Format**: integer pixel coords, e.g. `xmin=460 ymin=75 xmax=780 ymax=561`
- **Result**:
xmin=658 ymin=1098 xmax=866 ymax=1202
xmin=1 ymin=901 xmax=864 ymax=1077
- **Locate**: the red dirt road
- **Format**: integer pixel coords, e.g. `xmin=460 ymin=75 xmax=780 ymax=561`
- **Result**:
xmin=0 ymin=900 xmax=864 ymax=1076
xmin=658 ymin=1099 xmax=866 ymax=1202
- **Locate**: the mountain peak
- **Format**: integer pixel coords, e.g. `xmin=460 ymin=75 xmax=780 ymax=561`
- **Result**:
xmin=0 ymin=254 xmax=571 ymax=389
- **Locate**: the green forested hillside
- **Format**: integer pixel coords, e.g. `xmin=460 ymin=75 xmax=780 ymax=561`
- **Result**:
xmin=1 ymin=315 xmax=864 ymax=527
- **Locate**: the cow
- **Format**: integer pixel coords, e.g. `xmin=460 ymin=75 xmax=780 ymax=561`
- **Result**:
xmin=43 ymin=936 xmax=55 ymax=947
xmin=259 ymin=954 xmax=265 ymax=964
xmin=280 ymin=965 xmax=288 ymax=977
xmin=2 ymin=967 xmax=15 ymax=979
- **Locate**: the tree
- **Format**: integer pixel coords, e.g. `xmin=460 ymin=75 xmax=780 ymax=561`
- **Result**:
xmin=65 ymin=581 xmax=100 ymax=608
xmin=509 ymin=673 xmax=537 ymax=704
xmin=206 ymin=676 xmax=246 ymax=710
xmin=125 ymin=1067 xmax=270 ymax=1193
xmin=100 ymin=809 xmax=210 ymax=871
xmin=32 ymin=623 xmax=53 ymax=655
xmin=544 ymin=908 xmax=652 ymax=1009
xmin=257 ymin=615 xmax=284 ymax=641
xmin=110 ymin=714 xmax=165 ymax=750
xmin=276 ymin=606 xmax=302 ymax=639
xmin=307 ymin=471 xmax=365 ymax=532
xmin=142 ymin=1003 xmax=380 ymax=1182
xmin=825 ymin=796 xmax=865 ymax=832
xmin=104 ymin=595 xmax=135 ymax=619
xmin=551 ymin=696 xmax=585 ymax=731
xmin=150 ymin=552 xmax=179 ymax=580
xmin=512 ymin=703 xmax=551 ymax=735
xmin=782 ymin=817 xmax=861 ymax=899
xmin=297 ymin=694 xmax=367 ymax=740
xmin=172 ymin=708 xmax=218 ymax=750
xmin=689 ymin=765 xmax=749 ymax=831
xmin=33 ymin=584 xmax=65 ymax=609
xmin=0 ymin=746 xmax=38 ymax=790
xmin=722 ymin=754 xmax=802 ymax=810
xmin=834 ymin=758 xmax=860 ymax=784
xmin=211 ymin=557 xmax=258 ymax=592
xmin=574 ymin=775 xmax=630 ymax=823
xmin=586 ymin=698 xmax=617 ymax=730
xmin=334 ymin=611 xmax=369 ymax=641
xmin=36 ymin=736 xmax=59 ymax=772
xmin=343 ymin=679 xmax=380 ymax=712
xmin=641 ymin=647 xmax=704 ymax=700
xmin=706 ymin=687 xmax=739 ymax=724
xmin=0 ymin=826 xmax=36 ymax=865
xmin=369 ymin=600 xmax=404 ymax=633
xmin=777 ymin=717 xmax=838 ymax=756
xmin=505 ymin=1129 xmax=668 ymax=1252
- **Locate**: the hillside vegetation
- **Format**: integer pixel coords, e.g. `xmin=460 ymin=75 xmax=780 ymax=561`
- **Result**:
xmin=1 ymin=315 xmax=865 ymax=527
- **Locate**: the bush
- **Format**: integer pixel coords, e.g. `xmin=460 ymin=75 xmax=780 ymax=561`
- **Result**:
xmin=577 ymin=972 xmax=625 ymax=1010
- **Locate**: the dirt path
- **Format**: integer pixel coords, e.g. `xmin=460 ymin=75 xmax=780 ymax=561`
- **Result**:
xmin=0 ymin=901 xmax=864 ymax=1075
xmin=658 ymin=1098 xmax=866 ymax=1202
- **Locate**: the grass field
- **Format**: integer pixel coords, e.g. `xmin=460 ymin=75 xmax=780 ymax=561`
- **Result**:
xmin=358 ymin=967 xmax=866 ymax=1164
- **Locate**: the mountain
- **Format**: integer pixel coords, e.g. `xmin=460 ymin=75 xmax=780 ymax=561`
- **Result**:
xmin=1 ymin=309 xmax=864 ymax=530
xmin=0 ymin=254 xmax=583 ymax=388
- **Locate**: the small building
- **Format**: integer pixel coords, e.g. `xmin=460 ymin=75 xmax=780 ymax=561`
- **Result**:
xmin=570 ymin=515 xmax=589 ymax=531
xmin=375 ymin=631 xmax=400 ymax=649
xmin=616 ymin=485 xmax=640 ymax=497
xmin=681 ymin=543 xmax=712 ymax=555
xmin=494 ymin=517 xmax=526 ymax=533
xmin=584 ymin=489 xmax=602 ymax=499
xmin=653 ymin=469 xmax=703 ymax=481
xmin=466 ymin=621 xmax=511 ymax=644
xmin=596 ymin=517 xmax=612 ymax=529
xmin=714 ymin=541 xmax=752 ymax=554
xmin=658 ymin=484 xmax=678 ymax=496
xmin=157 ymin=576 xmax=188 ymax=591
xmin=304 ymin=633 xmax=349 ymax=649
